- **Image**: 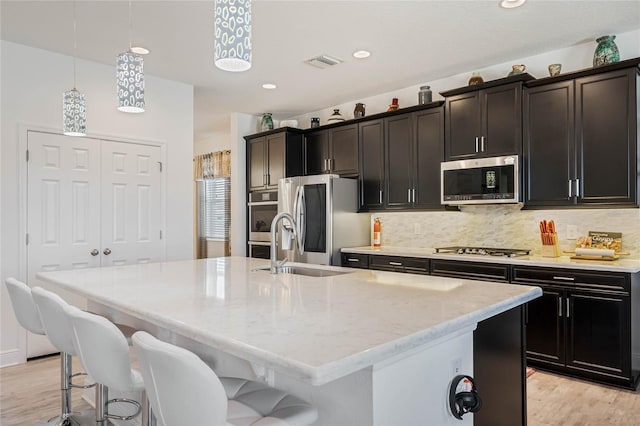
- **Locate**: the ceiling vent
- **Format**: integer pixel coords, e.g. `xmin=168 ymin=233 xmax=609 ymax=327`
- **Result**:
xmin=305 ymin=54 xmax=343 ymax=69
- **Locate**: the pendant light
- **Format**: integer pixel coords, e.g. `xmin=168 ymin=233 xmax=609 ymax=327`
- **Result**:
xmin=63 ymin=0 xmax=86 ymax=136
xmin=117 ymin=0 xmax=145 ymax=113
xmin=214 ymin=0 xmax=252 ymax=72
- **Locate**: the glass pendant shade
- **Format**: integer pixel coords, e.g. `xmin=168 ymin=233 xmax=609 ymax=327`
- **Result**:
xmin=63 ymin=89 xmax=86 ymax=136
xmin=214 ymin=0 xmax=252 ymax=72
xmin=117 ymin=51 xmax=145 ymax=113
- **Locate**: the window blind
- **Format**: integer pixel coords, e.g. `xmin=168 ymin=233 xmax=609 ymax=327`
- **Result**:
xmin=197 ymin=177 xmax=230 ymax=240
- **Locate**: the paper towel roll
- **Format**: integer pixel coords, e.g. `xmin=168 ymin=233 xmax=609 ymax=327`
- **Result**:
xmin=575 ymin=248 xmax=615 ymax=257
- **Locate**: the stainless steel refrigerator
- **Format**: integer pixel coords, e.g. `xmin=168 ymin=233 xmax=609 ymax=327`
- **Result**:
xmin=277 ymin=174 xmax=369 ymax=265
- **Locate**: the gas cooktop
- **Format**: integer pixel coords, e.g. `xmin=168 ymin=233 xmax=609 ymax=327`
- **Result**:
xmin=434 ymin=247 xmax=531 ymax=258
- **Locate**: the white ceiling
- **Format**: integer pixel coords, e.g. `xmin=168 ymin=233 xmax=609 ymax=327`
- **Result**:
xmin=2 ymin=1 xmax=639 ymax=140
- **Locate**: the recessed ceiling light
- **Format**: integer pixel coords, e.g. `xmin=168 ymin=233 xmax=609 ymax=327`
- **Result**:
xmin=500 ymin=0 xmax=526 ymax=8
xmin=130 ymin=46 xmax=150 ymax=55
xmin=353 ymin=50 xmax=371 ymax=59
xmin=262 ymin=83 xmax=277 ymax=90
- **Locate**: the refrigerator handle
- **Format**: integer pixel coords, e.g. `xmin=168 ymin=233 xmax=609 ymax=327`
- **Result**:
xmin=296 ymin=187 xmax=306 ymax=254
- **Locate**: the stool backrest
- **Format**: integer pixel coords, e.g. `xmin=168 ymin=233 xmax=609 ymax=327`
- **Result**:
xmin=132 ymin=331 xmax=227 ymax=426
xmin=31 ymin=287 xmax=78 ymax=355
xmin=5 ymin=278 xmax=45 ymax=335
xmin=64 ymin=304 xmax=139 ymax=392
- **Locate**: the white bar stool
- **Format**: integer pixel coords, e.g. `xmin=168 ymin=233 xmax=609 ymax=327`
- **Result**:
xmin=63 ymin=304 xmax=148 ymax=426
xmin=132 ymin=331 xmax=319 ymax=426
xmin=6 ymin=278 xmax=92 ymax=426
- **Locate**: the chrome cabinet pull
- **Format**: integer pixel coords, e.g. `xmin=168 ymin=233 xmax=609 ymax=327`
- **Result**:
xmin=90 ymin=249 xmax=99 ymax=256
xmin=480 ymin=136 xmax=486 ymax=152
xmin=408 ymin=189 xmax=411 ymax=203
xmin=389 ymin=262 xmax=402 ymax=266
xmin=575 ymin=179 xmax=580 ymax=197
xmin=559 ymin=296 xmax=563 ymax=317
xmin=566 ymin=298 xmax=570 ymax=318
xmin=412 ymin=188 xmax=416 ymax=203
xmin=475 ymin=137 xmax=479 ymax=153
xmin=568 ymin=180 xmax=572 ymax=198
xmin=553 ymin=276 xmax=574 ymax=281
xmin=347 ymin=258 xmax=359 ymax=262
xmin=379 ymin=190 xmax=383 ymax=204
xmin=103 ymin=248 xmax=112 ymax=255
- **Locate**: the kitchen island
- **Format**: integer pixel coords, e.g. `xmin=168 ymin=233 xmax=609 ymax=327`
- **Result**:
xmin=37 ymin=257 xmax=541 ymax=425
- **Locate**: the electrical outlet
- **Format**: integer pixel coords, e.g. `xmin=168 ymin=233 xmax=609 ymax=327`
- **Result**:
xmin=567 ymin=225 xmax=579 ymax=240
xmin=414 ymin=223 xmax=421 ymax=234
xmin=452 ymin=357 xmax=462 ymax=375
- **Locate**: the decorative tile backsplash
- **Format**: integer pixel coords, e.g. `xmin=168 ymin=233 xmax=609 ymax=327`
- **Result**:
xmin=371 ymin=206 xmax=640 ymax=258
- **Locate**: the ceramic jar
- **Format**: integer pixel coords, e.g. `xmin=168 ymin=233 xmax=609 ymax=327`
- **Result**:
xmin=593 ymin=35 xmax=620 ymax=67
xmin=354 ymin=103 xmax=366 ymax=118
xmin=310 ymin=117 xmax=320 ymax=128
xmin=261 ymin=113 xmax=274 ymax=131
xmin=468 ymin=73 xmax=484 ymax=86
xmin=327 ymin=109 xmax=345 ymax=123
xmin=508 ymin=64 xmax=526 ymax=76
xmin=548 ymin=64 xmax=562 ymax=76
xmin=418 ymin=86 xmax=432 ymax=104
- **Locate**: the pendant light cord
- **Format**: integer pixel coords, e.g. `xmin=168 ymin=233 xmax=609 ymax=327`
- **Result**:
xmin=72 ymin=0 xmax=77 ymax=89
xmin=129 ymin=0 xmax=133 ymax=51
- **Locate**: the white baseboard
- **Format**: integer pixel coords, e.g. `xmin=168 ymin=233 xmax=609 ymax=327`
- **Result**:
xmin=0 ymin=348 xmax=26 ymax=368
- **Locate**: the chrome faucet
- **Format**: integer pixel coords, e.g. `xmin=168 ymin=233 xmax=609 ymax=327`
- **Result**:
xmin=270 ymin=212 xmax=299 ymax=274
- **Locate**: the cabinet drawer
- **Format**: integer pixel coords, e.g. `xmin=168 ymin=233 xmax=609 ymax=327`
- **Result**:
xmin=369 ymin=255 xmax=406 ymax=272
xmin=341 ymin=253 xmax=369 ymax=269
xmin=430 ymin=260 xmax=510 ymax=282
xmin=403 ymin=258 xmax=430 ymax=275
xmin=512 ymin=266 xmax=629 ymax=293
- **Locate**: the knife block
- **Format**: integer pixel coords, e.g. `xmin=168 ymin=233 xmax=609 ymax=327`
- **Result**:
xmin=541 ymin=238 xmax=561 ymax=258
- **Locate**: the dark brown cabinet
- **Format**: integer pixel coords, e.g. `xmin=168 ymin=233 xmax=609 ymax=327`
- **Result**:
xmin=385 ymin=108 xmax=445 ymax=210
xmin=246 ymin=129 xmax=304 ymax=190
xmin=512 ymin=266 xmax=636 ymax=388
xmin=430 ymin=259 xmax=510 ymax=282
xmin=369 ymin=255 xmax=429 ymax=274
xmin=444 ymin=82 xmax=523 ymax=160
xmin=305 ymin=124 xmax=358 ymax=176
xmin=524 ymin=67 xmax=638 ymax=207
xmin=359 ymin=119 xmax=385 ymax=210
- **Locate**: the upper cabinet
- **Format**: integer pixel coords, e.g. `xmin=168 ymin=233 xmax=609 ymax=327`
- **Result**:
xmin=245 ymin=128 xmax=304 ymax=191
xmin=524 ymin=62 xmax=638 ymax=207
xmin=359 ymin=119 xmax=385 ymax=210
xmin=305 ymin=124 xmax=358 ymax=177
xmin=442 ymin=77 xmax=529 ymax=160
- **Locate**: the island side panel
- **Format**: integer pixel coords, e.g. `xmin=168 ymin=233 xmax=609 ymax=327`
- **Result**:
xmin=473 ymin=306 xmax=526 ymax=426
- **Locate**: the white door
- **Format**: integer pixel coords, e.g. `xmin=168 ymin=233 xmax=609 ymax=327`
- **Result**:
xmin=26 ymin=132 xmax=163 ymax=357
xmin=100 ymin=140 xmax=162 ymax=266
xmin=27 ymin=131 xmax=102 ymax=356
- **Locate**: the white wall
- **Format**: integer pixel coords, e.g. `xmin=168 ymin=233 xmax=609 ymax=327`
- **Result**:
xmin=1 ymin=41 xmax=194 ymax=366
xmin=291 ymin=29 xmax=640 ymax=126
xmin=194 ymin=130 xmax=231 ymax=156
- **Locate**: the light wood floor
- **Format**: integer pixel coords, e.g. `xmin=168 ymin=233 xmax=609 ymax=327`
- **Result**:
xmin=1 ymin=355 xmax=639 ymax=425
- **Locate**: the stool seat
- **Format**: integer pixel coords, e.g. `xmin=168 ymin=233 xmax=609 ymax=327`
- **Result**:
xmin=132 ymin=331 xmax=318 ymax=426
xmin=221 ymin=377 xmax=318 ymax=426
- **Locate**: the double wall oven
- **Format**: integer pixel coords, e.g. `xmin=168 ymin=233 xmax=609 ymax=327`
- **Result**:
xmin=247 ymin=190 xmax=278 ymax=259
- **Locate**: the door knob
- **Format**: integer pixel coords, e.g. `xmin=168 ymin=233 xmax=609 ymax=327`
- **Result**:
xmin=90 ymin=249 xmax=99 ymax=256
xmin=103 ymin=248 xmax=112 ymax=255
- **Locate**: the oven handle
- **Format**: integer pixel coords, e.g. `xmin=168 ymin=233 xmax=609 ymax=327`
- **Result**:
xmin=296 ymin=187 xmax=306 ymax=254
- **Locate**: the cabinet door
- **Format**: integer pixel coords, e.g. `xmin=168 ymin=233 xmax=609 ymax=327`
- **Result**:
xmin=266 ymin=133 xmax=285 ymax=188
xmin=385 ymin=114 xmax=413 ymax=209
xmin=565 ymin=290 xmax=631 ymax=378
xmin=305 ymin=130 xmax=329 ymax=175
xmin=576 ymin=68 xmax=637 ymax=206
xmin=248 ymin=137 xmax=266 ymax=190
xmin=414 ymin=108 xmax=444 ymax=209
xmin=523 ymin=81 xmax=575 ymax=206
xmin=525 ymin=286 xmax=565 ymax=365
xmin=329 ymin=124 xmax=359 ymax=176
xmin=481 ymin=82 xmax=523 ymax=156
xmin=445 ymin=92 xmax=481 ymax=160
xmin=359 ymin=120 xmax=385 ymax=210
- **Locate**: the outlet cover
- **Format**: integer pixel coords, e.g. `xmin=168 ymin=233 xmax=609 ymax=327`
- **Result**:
xmin=567 ymin=225 xmax=579 ymax=240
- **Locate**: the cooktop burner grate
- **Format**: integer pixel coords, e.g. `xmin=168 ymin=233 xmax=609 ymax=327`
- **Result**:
xmin=434 ymin=247 xmax=531 ymax=257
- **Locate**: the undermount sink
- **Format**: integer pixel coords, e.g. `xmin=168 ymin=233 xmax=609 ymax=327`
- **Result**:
xmin=253 ymin=265 xmax=352 ymax=277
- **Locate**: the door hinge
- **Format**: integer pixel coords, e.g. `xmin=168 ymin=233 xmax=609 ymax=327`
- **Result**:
xmin=158 ymin=161 xmax=163 ymax=172
xmin=26 ymin=233 xmax=30 ymax=245
xmin=26 ymin=150 xmax=29 ymax=162
xmin=159 ymin=230 xmax=163 ymax=240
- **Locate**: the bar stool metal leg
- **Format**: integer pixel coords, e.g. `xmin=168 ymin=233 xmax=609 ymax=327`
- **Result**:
xmin=95 ymin=384 xmax=108 ymax=426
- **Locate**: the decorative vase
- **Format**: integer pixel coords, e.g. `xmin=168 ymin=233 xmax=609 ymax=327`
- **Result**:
xmin=593 ymin=35 xmax=620 ymax=67
xmin=261 ymin=113 xmax=273 ymax=131
xmin=418 ymin=86 xmax=432 ymax=104
xmin=387 ymin=98 xmax=399 ymax=112
xmin=327 ymin=109 xmax=345 ymax=123
xmin=548 ymin=63 xmax=562 ymax=76
xmin=354 ymin=103 xmax=366 ymax=118
xmin=508 ymin=64 xmax=526 ymax=76
xmin=468 ymin=72 xmax=484 ymax=86
xmin=310 ymin=117 xmax=320 ymax=128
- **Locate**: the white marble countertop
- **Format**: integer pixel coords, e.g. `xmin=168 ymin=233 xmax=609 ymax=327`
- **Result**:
xmin=342 ymin=246 xmax=640 ymax=273
xmin=37 ymin=257 xmax=540 ymax=385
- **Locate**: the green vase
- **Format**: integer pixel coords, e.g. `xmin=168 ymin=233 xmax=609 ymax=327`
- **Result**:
xmin=593 ymin=35 xmax=620 ymax=67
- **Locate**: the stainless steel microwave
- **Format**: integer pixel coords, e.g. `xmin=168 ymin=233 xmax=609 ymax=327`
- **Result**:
xmin=441 ymin=155 xmax=520 ymax=205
